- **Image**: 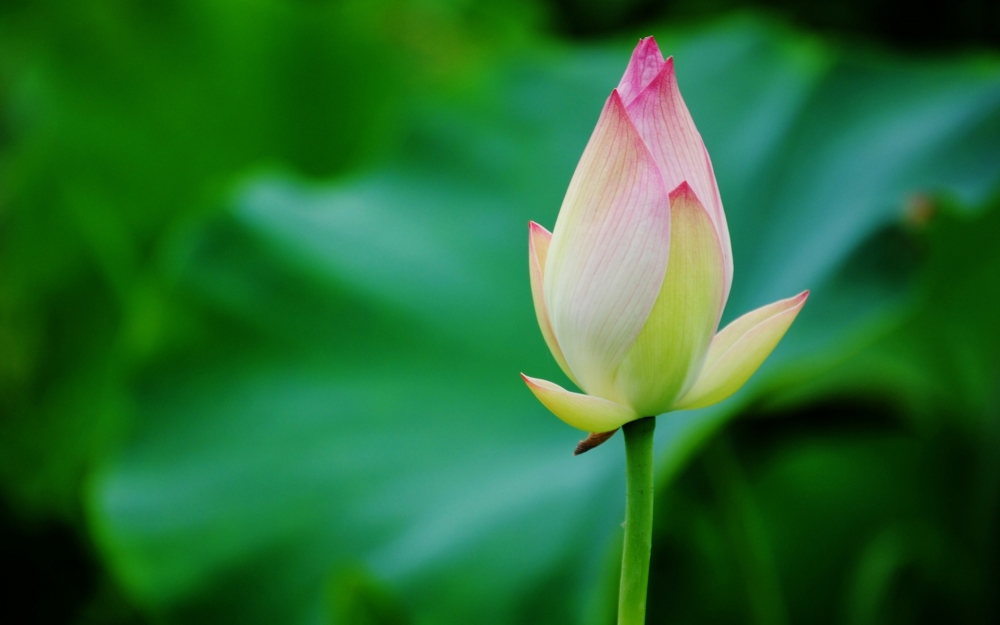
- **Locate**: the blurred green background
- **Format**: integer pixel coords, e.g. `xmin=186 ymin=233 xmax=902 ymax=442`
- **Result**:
xmin=2 ymin=1 xmax=1000 ymax=623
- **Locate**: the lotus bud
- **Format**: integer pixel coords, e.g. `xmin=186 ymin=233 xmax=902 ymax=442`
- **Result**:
xmin=521 ymin=37 xmax=807 ymax=448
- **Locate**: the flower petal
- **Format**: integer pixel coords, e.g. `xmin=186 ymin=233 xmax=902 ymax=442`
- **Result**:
xmin=613 ymin=183 xmax=726 ymax=416
xmin=544 ymin=90 xmax=671 ymax=402
xmin=673 ymin=291 xmax=809 ymax=411
xmin=521 ymin=374 xmax=637 ymax=433
xmin=616 ymin=37 xmax=667 ymax=107
xmin=625 ymin=58 xmax=733 ymax=299
xmin=529 ymin=221 xmax=579 ymax=386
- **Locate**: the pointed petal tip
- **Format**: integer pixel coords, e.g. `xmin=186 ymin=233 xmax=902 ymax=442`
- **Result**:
xmin=633 ymin=36 xmax=663 ymax=57
xmin=783 ymin=290 xmax=810 ymax=308
xmin=668 ymin=180 xmax=697 ymax=202
xmin=528 ymin=220 xmax=551 ymax=239
xmin=654 ymin=55 xmax=677 ymax=83
xmin=668 ymin=182 xmax=717 ymax=225
xmin=617 ymin=40 xmax=667 ymax=106
xmin=606 ymin=88 xmax=632 ymax=120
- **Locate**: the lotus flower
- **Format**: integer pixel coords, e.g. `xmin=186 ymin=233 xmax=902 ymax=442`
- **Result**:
xmin=521 ymin=37 xmax=807 ymax=447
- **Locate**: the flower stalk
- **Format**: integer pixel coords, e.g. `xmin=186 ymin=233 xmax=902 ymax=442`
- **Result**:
xmin=618 ymin=417 xmax=655 ymax=625
xmin=520 ymin=35 xmax=810 ymax=624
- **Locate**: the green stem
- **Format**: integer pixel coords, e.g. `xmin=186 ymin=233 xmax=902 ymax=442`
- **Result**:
xmin=618 ymin=416 xmax=656 ymax=625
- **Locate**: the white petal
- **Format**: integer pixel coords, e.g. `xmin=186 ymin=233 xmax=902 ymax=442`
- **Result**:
xmin=545 ymin=90 xmax=671 ymax=402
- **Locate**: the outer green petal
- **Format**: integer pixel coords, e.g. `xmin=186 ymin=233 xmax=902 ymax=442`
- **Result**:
xmin=700 ymin=291 xmax=809 ymax=373
xmin=673 ymin=291 xmax=809 ymax=411
xmin=521 ymin=374 xmax=637 ymax=433
xmin=545 ymin=90 xmax=671 ymax=401
xmin=528 ymin=222 xmax=579 ymax=387
xmin=613 ymin=182 xmax=726 ymax=416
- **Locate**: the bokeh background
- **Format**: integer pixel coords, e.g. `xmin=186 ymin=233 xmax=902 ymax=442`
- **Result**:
xmin=3 ymin=1 xmax=1000 ymax=624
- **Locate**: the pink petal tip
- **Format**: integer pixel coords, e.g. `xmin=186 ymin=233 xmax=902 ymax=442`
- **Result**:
xmin=668 ymin=180 xmax=698 ymax=203
xmin=617 ymin=38 xmax=668 ymax=106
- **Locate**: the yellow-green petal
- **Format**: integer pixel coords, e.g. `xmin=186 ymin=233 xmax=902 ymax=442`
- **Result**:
xmin=613 ymin=182 xmax=726 ymax=416
xmin=521 ymin=374 xmax=637 ymax=433
xmin=673 ymin=291 xmax=809 ymax=411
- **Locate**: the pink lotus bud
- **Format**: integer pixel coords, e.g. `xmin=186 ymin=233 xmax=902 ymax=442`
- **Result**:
xmin=522 ymin=37 xmax=807 ymax=436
